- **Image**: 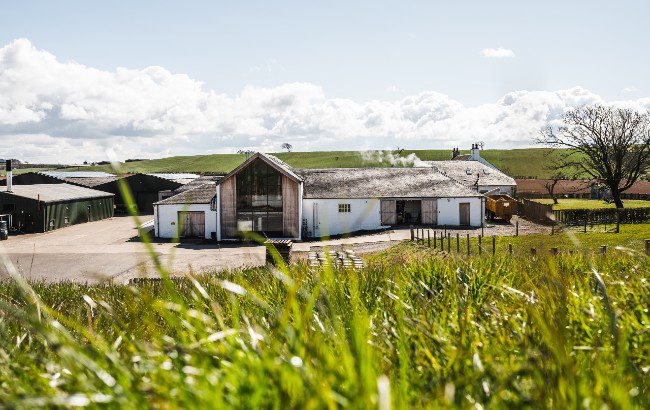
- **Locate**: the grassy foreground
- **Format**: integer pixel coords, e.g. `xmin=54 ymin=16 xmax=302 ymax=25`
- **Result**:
xmin=534 ymin=198 xmax=650 ymax=211
xmin=0 ymin=242 xmax=648 ymax=408
xmin=75 ymin=148 xmax=576 ymax=179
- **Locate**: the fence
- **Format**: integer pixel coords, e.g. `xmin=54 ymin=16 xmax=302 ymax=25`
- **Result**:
xmin=553 ymin=207 xmax=650 ymax=225
xmin=409 ymin=227 xmax=650 ymax=257
xmin=518 ymin=199 xmax=554 ymax=223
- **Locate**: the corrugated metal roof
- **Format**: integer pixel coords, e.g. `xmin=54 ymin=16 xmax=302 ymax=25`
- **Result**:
xmin=155 ymin=183 xmax=216 ymax=205
xmin=148 ymin=173 xmax=200 ymax=181
xmin=422 ymin=161 xmax=516 ymax=188
xmin=64 ymin=176 xmax=119 ymax=187
xmin=40 ymin=171 xmax=114 ymax=178
xmin=295 ymin=167 xmax=482 ymax=199
xmin=1 ymin=184 xmax=114 ymax=203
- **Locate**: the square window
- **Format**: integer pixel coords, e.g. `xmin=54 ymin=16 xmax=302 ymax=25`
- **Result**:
xmin=338 ymin=203 xmax=351 ymax=213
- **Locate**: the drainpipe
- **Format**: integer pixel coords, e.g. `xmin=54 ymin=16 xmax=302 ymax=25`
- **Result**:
xmin=215 ymin=184 xmax=221 ymax=241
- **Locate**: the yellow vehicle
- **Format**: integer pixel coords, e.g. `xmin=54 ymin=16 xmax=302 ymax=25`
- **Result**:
xmin=485 ymin=194 xmax=517 ymax=222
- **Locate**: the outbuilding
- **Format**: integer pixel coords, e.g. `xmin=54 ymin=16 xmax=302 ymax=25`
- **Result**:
xmin=0 ymin=184 xmax=114 ymax=233
xmin=154 ymin=183 xmax=217 ymax=239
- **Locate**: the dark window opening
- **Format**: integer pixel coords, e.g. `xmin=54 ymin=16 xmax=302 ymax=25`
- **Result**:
xmin=235 ymin=160 xmax=284 ymax=236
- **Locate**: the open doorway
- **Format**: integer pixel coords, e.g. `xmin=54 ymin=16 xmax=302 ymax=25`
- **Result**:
xmin=396 ymin=200 xmax=421 ymax=224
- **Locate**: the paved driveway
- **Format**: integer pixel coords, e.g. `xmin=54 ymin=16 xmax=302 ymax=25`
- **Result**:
xmin=0 ymin=216 xmax=265 ymax=283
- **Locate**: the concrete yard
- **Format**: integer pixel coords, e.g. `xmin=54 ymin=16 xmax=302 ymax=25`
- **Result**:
xmin=0 ymin=216 xmax=266 ymax=283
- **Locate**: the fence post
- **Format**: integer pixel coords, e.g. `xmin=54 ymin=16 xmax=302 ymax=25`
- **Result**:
xmin=616 ymin=211 xmax=620 ymax=233
xmin=447 ymin=233 xmax=451 ymax=252
xmin=478 ymin=235 xmax=482 ymax=255
xmin=516 ymin=220 xmax=519 ymax=236
xmin=645 ymin=239 xmax=650 ymax=256
xmin=456 ymin=233 xmax=460 ymax=253
xmin=467 ymin=233 xmax=470 ymax=255
xmin=584 ymin=218 xmax=587 ymax=233
xmin=433 ymin=231 xmax=437 ymax=249
xmin=600 ymin=245 xmax=606 ymax=254
xmin=492 ymin=236 xmax=496 ymax=256
xmin=508 ymin=243 xmax=513 ymax=255
xmin=531 ymin=247 xmax=537 ymax=256
xmin=551 ymin=224 xmax=554 ymax=235
xmin=550 ymin=247 xmax=558 ymax=256
xmin=410 ymin=226 xmax=414 ymax=241
xmin=440 ymin=233 xmax=444 ymax=251
xmin=427 ymin=230 xmax=431 ymax=247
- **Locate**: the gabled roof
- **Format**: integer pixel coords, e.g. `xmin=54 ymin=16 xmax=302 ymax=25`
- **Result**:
xmin=0 ymin=184 xmax=114 ymax=203
xmin=155 ymin=183 xmax=216 ymax=205
xmin=295 ymin=167 xmax=481 ymax=199
xmin=422 ymin=161 xmax=516 ymax=188
xmin=218 ymin=152 xmax=302 ymax=184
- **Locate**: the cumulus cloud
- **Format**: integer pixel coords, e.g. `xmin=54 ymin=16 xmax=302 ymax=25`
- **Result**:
xmin=1 ymin=39 xmax=649 ymax=163
xmin=480 ymin=47 xmax=515 ymax=58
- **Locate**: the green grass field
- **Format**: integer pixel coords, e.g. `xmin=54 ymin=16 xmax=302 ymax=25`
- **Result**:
xmin=534 ymin=198 xmax=650 ymax=210
xmin=0 ymin=225 xmax=648 ymax=407
xmin=73 ymin=148 xmax=580 ymax=178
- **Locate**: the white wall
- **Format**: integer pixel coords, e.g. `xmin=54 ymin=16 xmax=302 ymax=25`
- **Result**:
xmin=155 ymin=204 xmax=217 ymax=239
xmin=436 ymin=197 xmax=483 ymax=227
xmin=302 ymin=198 xmax=384 ymax=238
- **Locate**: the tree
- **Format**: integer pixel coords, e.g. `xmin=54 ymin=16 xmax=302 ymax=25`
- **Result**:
xmin=543 ymin=173 xmax=564 ymax=205
xmin=540 ymin=106 xmax=650 ymax=208
xmin=281 ymin=143 xmax=292 ymax=152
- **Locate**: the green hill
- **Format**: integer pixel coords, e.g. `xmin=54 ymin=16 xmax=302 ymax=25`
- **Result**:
xmin=74 ymin=148 xmax=572 ymax=179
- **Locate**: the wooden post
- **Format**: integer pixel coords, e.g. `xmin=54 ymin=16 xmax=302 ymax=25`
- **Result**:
xmin=645 ymin=239 xmax=650 ymax=256
xmin=508 ymin=243 xmax=513 ymax=255
xmin=481 ymin=226 xmax=484 ymax=237
xmin=447 ymin=233 xmax=451 ymax=252
xmin=492 ymin=236 xmax=496 ymax=256
xmin=584 ymin=218 xmax=587 ymax=233
xmin=600 ymin=245 xmax=606 ymax=254
xmin=531 ymin=247 xmax=537 ymax=256
xmin=550 ymin=247 xmax=558 ymax=256
xmin=516 ymin=220 xmax=519 ymax=236
xmin=478 ymin=235 xmax=482 ymax=255
xmin=456 ymin=233 xmax=460 ymax=253
xmin=467 ymin=233 xmax=470 ymax=255
xmin=427 ymin=230 xmax=431 ymax=247
xmin=410 ymin=226 xmax=414 ymax=241
xmin=551 ymin=224 xmax=554 ymax=235
xmin=440 ymin=233 xmax=444 ymax=250
xmin=616 ymin=211 xmax=620 ymax=233
xmin=433 ymin=231 xmax=437 ymax=249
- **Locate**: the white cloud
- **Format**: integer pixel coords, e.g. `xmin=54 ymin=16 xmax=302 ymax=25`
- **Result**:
xmin=622 ymin=86 xmax=638 ymax=93
xmin=0 ymin=39 xmax=648 ymax=163
xmin=480 ymin=47 xmax=515 ymax=58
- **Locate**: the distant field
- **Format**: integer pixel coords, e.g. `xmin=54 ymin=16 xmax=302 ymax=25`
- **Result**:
xmin=73 ymin=148 xmax=578 ymax=178
xmin=535 ymin=198 xmax=650 ymax=210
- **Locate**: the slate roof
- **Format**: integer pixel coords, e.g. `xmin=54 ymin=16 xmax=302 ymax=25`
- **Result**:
xmin=63 ymin=176 xmax=119 ymax=188
xmin=422 ymin=161 xmax=516 ymax=188
xmin=173 ymin=175 xmax=224 ymax=194
xmin=1 ymin=184 xmax=114 ymax=203
xmin=40 ymin=171 xmax=114 ymax=178
xmin=295 ymin=167 xmax=482 ymax=199
xmin=155 ymin=183 xmax=216 ymax=205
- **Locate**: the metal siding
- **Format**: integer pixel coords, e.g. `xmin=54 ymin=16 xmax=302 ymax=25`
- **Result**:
xmin=421 ymin=199 xmax=437 ymax=224
xmin=282 ymin=176 xmax=299 ymax=238
xmin=220 ymin=175 xmax=237 ymax=238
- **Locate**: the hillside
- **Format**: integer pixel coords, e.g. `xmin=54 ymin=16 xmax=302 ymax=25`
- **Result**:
xmin=75 ymin=148 xmax=573 ymax=178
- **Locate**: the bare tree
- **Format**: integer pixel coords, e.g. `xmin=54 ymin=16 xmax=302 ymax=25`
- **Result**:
xmin=281 ymin=143 xmax=293 ymax=152
xmin=543 ymin=173 xmax=564 ymax=205
xmin=540 ymin=106 xmax=650 ymax=208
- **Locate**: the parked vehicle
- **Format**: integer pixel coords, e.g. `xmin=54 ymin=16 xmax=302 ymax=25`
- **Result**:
xmin=485 ymin=194 xmax=517 ymax=222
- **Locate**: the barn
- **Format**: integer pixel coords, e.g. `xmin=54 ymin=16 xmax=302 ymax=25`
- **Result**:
xmin=0 ymin=184 xmax=114 ymax=233
xmin=154 ymin=183 xmax=218 ymax=239
xmin=423 ymin=161 xmax=517 ymax=196
xmin=154 ymin=153 xmax=486 ymax=241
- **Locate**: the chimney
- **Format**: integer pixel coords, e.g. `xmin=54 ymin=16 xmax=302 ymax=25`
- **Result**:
xmin=470 ymin=144 xmax=480 ymax=161
xmin=451 ymin=148 xmax=458 ymax=159
xmin=5 ymin=160 xmax=12 ymax=192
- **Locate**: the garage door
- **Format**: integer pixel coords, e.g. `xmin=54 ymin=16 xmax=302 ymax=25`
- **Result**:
xmin=380 ymin=199 xmax=396 ymax=225
xmin=178 ymin=211 xmax=205 ymax=238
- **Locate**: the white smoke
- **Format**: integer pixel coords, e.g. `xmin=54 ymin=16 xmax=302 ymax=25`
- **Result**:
xmin=361 ymin=150 xmax=431 ymax=167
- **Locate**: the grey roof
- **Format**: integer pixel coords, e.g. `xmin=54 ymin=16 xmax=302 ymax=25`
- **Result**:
xmin=63 ymin=176 xmax=119 ymax=188
xmin=155 ymin=183 xmax=216 ymax=205
xmin=422 ymin=161 xmax=516 ymax=188
xmin=40 ymin=171 xmax=114 ymax=178
xmin=219 ymin=152 xmax=303 ymax=184
xmin=1 ymin=184 xmax=114 ymax=203
xmin=173 ymin=175 xmax=224 ymax=194
xmin=148 ymin=173 xmax=200 ymax=183
xmin=295 ymin=167 xmax=482 ymax=199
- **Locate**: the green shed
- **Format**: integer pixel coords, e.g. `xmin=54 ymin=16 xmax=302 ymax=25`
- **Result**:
xmin=0 ymin=184 xmax=114 ymax=233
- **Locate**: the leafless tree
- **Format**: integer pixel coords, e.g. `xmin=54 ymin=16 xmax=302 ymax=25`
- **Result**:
xmin=543 ymin=172 xmax=565 ymax=205
xmin=281 ymin=143 xmax=293 ymax=152
xmin=540 ymin=106 xmax=650 ymax=208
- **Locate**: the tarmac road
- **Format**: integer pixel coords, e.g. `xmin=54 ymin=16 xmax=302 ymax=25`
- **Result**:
xmin=0 ymin=216 xmax=266 ymax=283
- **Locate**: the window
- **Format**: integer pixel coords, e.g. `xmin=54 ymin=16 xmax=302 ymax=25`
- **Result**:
xmin=235 ymin=160 xmax=283 ymax=235
xmin=338 ymin=203 xmax=351 ymax=213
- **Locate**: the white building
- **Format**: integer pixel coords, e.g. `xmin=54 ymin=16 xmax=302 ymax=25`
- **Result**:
xmin=154 ymin=153 xmax=486 ymax=241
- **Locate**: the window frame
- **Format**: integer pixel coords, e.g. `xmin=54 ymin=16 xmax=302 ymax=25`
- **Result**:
xmin=338 ymin=203 xmax=351 ymax=213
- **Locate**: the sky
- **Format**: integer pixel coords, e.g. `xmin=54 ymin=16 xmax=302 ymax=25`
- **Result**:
xmin=0 ymin=0 xmax=649 ymax=163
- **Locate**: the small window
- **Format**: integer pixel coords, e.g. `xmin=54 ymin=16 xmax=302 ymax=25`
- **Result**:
xmin=338 ymin=203 xmax=351 ymax=213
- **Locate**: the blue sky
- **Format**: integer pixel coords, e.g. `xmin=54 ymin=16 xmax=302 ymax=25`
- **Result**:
xmin=0 ymin=1 xmax=648 ymax=162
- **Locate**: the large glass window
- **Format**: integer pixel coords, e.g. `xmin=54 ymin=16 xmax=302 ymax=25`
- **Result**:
xmin=236 ymin=160 xmax=283 ymax=236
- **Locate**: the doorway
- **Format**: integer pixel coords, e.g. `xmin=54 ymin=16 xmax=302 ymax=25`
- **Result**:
xmin=396 ymin=200 xmax=421 ymax=224
xmin=459 ymin=203 xmax=471 ymax=226
xmin=178 ymin=211 xmax=206 ymax=238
